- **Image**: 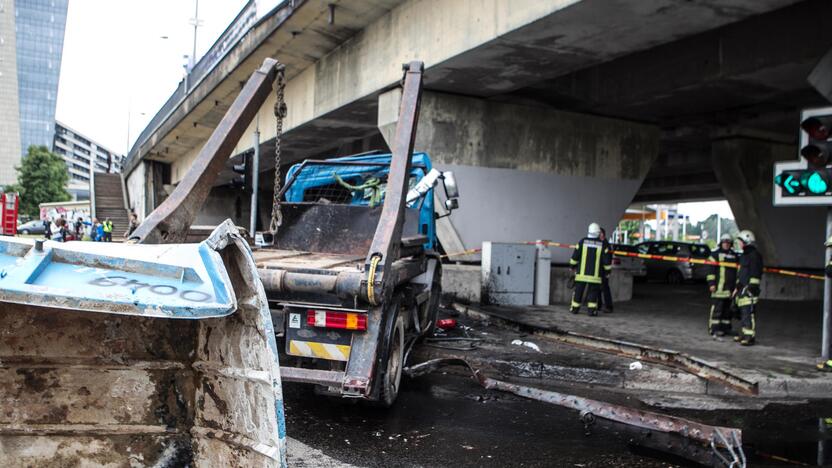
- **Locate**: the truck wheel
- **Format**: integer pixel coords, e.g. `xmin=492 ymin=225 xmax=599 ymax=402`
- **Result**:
xmin=421 ymin=263 xmax=442 ymax=336
xmin=379 ymin=313 xmax=405 ymax=407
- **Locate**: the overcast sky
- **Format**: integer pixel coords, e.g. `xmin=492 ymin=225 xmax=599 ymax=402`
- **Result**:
xmin=55 ymin=0 xmax=248 ymax=155
xmin=678 ymin=200 xmax=734 ymax=224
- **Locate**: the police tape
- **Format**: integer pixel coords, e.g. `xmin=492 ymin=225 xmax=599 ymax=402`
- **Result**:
xmin=441 ymin=241 xmax=825 ymax=281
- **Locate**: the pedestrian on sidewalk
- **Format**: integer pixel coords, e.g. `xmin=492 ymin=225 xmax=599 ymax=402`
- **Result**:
xmin=598 ymin=227 xmax=614 ymax=313
xmin=569 ymin=222 xmax=612 ymax=317
xmin=102 ymin=218 xmax=113 ymax=242
xmin=124 ymin=212 xmax=139 ymax=238
xmin=74 ymin=217 xmax=84 ymax=239
xmin=52 ymin=218 xmax=66 ymax=242
xmin=733 ymin=230 xmax=762 ymax=346
xmin=707 ymin=234 xmax=738 ymax=337
xmin=92 ymin=218 xmax=103 ymax=242
xmin=42 ymin=218 xmax=51 ymax=240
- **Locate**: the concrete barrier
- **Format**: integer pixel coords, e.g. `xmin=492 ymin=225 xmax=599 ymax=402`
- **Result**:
xmin=761 ymin=271 xmax=823 ymax=301
xmin=442 ymin=264 xmax=481 ymax=303
xmin=442 ymin=264 xmax=633 ymax=305
xmin=549 ymin=267 xmax=632 ymax=304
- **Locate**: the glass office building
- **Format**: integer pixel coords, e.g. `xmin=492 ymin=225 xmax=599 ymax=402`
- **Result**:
xmin=15 ymin=0 xmax=68 ymax=158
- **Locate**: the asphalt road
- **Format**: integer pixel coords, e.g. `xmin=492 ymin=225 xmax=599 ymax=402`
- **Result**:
xmin=283 ymin=372 xmax=689 ymax=467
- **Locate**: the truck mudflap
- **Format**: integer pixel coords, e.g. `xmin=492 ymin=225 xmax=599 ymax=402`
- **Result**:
xmin=0 ymin=220 xmax=287 ymax=467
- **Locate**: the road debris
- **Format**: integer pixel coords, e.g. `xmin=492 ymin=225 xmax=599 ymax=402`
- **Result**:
xmin=511 ymin=339 xmax=541 ymax=352
xmin=453 ymin=302 xmax=759 ymax=395
xmin=437 ymin=318 xmax=458 ymax=329
xmin=405 ymin=357 xmax=746 ymax=467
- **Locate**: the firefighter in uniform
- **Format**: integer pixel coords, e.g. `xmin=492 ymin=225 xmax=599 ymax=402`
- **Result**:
xmin=707 ymin=234 xmax=738 ymax=337
xmin=733 ymin=230 xmax=763 ymax=346
xmin=569 ymin=223 xmax=612 ymax=317
xmin=599 ymin=228 xmax=614 ymax=313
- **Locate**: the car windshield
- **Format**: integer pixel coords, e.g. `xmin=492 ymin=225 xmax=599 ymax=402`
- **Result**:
xmin=652 ymin=243 xmax=679 ymax=255
xmin=691 ymin=245 xmax=710 ymax=258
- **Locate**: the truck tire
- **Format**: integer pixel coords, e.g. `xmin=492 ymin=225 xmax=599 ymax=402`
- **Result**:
xmin=378 ymin=308 xmax=405 ymax=408
xmin=421 ymin=263 xmax=442 ymax=337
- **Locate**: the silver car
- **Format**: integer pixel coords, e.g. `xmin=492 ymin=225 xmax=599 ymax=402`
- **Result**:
xmin=636 ymin=241 xmax=711 ymax=284
xmin=610 ymin=244 xmax=647 ymax=279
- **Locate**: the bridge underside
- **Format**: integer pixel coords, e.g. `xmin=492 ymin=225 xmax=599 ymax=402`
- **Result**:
xmin=130 ymin=0 xmax=832 ymax=269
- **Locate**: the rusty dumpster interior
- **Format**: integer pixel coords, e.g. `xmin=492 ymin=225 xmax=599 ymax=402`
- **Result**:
xmin=0 ymin=244 xmax=284 ymax=467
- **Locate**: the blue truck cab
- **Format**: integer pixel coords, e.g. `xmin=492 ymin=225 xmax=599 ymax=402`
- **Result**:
xmin=284 ymin=152 xmax=452 ymax=251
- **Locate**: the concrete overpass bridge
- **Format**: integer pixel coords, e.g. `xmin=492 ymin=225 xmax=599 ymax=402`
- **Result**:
xmin=124 ymin=0 xmax=832 ymax=269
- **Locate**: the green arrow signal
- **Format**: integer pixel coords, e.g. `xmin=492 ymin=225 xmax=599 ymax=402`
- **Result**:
xmin=775 ymin=172 xmax=804 ymax=195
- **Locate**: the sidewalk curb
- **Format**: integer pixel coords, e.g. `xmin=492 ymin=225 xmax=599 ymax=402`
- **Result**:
xmin=449 ymin=302 xmax=832 ymax=399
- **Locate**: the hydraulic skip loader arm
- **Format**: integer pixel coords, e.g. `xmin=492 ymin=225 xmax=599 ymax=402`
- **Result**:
xmin=130 ymin=58 xmax=282 ymax=245
xmin=339 ymin=61 xmax=426 ymax=396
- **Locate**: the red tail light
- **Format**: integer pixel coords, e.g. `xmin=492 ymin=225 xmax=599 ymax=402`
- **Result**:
xmin=306 ymin=309 xmax=367 ymax=331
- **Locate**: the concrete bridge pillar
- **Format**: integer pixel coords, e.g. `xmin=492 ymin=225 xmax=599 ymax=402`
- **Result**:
xmin=711 ymin=137 xmax=825 ymax=269
xmin=379 ymin=90 xmax=660 ymax=263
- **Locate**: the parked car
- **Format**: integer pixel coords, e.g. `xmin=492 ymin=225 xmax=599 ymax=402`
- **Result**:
xmin=636 ymin=241 xmax=711 ymax=284
xmin=610 ymin=244 xmax=647 ymax=280
xmin=16 ymin=220 xmax=46 ymax=236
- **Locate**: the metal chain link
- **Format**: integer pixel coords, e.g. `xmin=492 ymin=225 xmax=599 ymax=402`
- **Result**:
xmin=269 ymin=64 xmax=287 ymax=234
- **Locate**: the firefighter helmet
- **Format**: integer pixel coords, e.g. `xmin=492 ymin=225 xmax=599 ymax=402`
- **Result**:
xmin=737 ymin=230 xmax=755 ymax=245
xmin=720 ymin=233 xmax=733 ymax=243
xmin=588 ymin=223 xmax=601 ymax=239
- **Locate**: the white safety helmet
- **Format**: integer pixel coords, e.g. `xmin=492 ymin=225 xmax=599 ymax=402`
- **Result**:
xmin=736 ymin=230 xmax=755 ymax=245
xmin=720 ymin=233 xmax=733 ymax=243
xmin=588 ymin=222 xmax=601 ymax=239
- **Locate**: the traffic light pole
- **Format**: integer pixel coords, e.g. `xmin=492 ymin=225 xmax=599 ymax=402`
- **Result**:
xmin=824 ymin=207 xmax=832 ymax=360
xmin=250 ymin=129 xmax=260 ymax=236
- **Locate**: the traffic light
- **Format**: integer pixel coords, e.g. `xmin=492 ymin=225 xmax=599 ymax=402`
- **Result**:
xmin=232 ymin=151 xmax=254 ymax=193
xmin=773 ymin=108 xmax=832 ymax=204
xmin=800 ymin=116 xmax=832 ymax=167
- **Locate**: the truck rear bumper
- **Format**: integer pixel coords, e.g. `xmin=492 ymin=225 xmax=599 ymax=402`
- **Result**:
xmin=280 ymin=367 xmax=344 ymax=387
xmin=279 ymin=366 xmax=370 ymax=398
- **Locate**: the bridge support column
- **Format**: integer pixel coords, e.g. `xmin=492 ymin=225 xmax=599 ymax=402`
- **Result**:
xmin=378 ymin=90 xmax=660 ymax=262
xmin=711 ymin=137 xmax=825 ymax=269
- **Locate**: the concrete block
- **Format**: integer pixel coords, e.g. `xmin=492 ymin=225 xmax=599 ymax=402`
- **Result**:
xmin=442 ymin=264 xmax=480 ymax=303
xmin=784 ymin=377 xmax=832 ymax=398
xmin=549 ymin=267 xmax=633 ymax=304
xmin=761 ymin=272 xmax=822 ymax=301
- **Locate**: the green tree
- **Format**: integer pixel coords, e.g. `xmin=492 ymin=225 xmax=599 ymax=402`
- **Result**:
xmin=7 ymin=145 xmax=71 ymax=217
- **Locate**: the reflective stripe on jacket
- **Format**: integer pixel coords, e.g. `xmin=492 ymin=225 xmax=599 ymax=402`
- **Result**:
xmin=706 ymin=247 xmax=738 ymax=298
xmin=570 ymin=237 xmax=611 ymax=284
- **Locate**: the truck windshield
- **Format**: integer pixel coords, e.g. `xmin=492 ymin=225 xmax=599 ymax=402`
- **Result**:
xmin=284 ymin=161 xmax=424 ymax=208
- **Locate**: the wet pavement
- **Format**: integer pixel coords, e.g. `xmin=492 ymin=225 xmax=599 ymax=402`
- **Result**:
xmin=284 ymin=371 xmax=832 ymax=467
xmin=461 ymin=282 xmax=832 ymax=396
xmin=284 ymin=373 xmax=682 ymax=467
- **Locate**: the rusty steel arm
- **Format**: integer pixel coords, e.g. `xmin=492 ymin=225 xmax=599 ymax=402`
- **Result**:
xmin=362 ymin=61 xmax=424 ymax=305
xmin=405 ymin=358 xmax=745 ymax=466
xmin=131 ymin=58 xmax=282 ymax=244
